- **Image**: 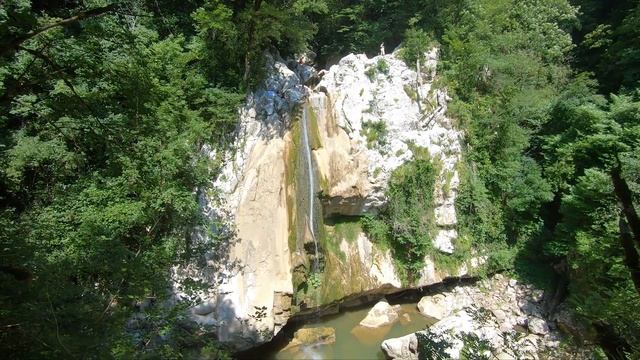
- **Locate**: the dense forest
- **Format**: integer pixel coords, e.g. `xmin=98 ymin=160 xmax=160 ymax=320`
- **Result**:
xmin=1 ymin=0 xmax=639 ymax=358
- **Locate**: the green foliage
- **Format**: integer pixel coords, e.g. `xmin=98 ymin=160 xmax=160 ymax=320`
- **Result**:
xmin=572 ymin=0 xmax=640 ymax=93
xmin=434 ymin=0 xmax=640 ymax=354
xmin=553 ymin=169 xmax=640 ymax=352
xmin=1 ymin=0 xmax=640 ymax=357
xmin=308 ymin=272 xmax=322 ymax=289
xmin=362 ymin=150 xmax=437 ymax=280
xmin=362 ymin=214 xmax=392 ymax=248
xmin=416 ymin=331 xmax=450 ymax=360
xmin=326 ymin=216 xmax=362 ymax=243
xmin=399 ymin=28 xmax=433 ymax=68
xmin=441 ymin=0 xmax=569 ymax=257
xmin=0 ymin=1 xmax=248 ymax=357
xmin=459 ymin=332 xmax=492 ymax=360
xmin=192 ymin=0 xmax=326 ymax=87
xmin=365 ymin=58 xmax=390 ymax=81
xmin=360 ymin=120 xmax=388 ymax=148
xmin=541 ymin=82 xmax=640 ymax=189
xmin=537 ymin=85 xmax=640 ymax=353
xmin=376 ymin=58 xmax=390 ymax=74
xmin=416 ymin=330 xmax=494 ymax=360
xmin=455 ymin=158 xmax=506 ymax=246
xmin=312 ymin=0 xmax=456 ymax=66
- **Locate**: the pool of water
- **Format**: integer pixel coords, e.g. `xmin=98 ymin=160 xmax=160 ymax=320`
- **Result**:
xmin=270 ymin=303 xmax=435 ymax=360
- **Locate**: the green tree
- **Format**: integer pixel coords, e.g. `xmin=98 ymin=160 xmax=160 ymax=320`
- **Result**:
xmin=363 ymin=150 xmax=437 ymax=280
xmin=0 ymin=1 xmax=243 ymax=357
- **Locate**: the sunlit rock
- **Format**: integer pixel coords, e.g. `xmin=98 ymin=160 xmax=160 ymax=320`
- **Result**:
xmin=282 ymin=327 xmax=336 ymax=351
xmin=359 ymin=300 xmax=401 ymax=328
xmin=383 ymin=274 xmax=582 ymax=359
xmin=417 ymin=294 xmax=449 ymax=320
xmin=310 ymin=48 xmax=462 ymax=220
xmin=381 ymin=332 xmax=419 ymax=360
xmin=433 ymin=229 xmax=457 ymax=254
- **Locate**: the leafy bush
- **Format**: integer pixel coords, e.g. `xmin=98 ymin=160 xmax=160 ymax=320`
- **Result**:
xmin=308 ymin=272 xmax=322 ymax=288
xmin=399 ymin=28 xmax=433 ymax=69
xmin=362 ymin=150 xmax=437 ymax=281
xmin=361 ymin=120 xmax=388 ymax=148
xmin=376 ymin=58 xmax=390 ymax=73
xmin=365 ymin=58 xmax=390 ymax=81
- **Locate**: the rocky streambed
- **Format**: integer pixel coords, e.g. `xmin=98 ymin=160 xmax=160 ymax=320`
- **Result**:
xmin=258 ymin=274 xmax=592 ymax=359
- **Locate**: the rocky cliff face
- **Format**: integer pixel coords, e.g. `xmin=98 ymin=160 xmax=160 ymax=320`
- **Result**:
xmin=176 ymin=48 xmax=470 ymax=350
xmin=171 ymin=57 xmax=309 ymax=350
xmin=300 ymin=48 xmax=467 ymax=306
xmin=311 ymin=49 xmax=461 ymax=228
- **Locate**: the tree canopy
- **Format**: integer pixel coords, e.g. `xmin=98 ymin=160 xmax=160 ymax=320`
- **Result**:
xmin=2 ymin=0 xmax=640 ymax=358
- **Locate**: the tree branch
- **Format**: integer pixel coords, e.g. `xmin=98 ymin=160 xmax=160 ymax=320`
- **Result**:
xmin=1 ymin=3 xmax=119 ymax=57
xmin=16 ymin=45 xmax=119 ymax=140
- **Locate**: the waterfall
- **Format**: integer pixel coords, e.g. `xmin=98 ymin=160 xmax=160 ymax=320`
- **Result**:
xmin=301 ymin=105 xmax=319 ymax=271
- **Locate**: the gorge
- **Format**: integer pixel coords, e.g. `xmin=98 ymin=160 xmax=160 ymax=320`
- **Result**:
xmin=4 ymin=1 xmax=640 ymax=358
xmin=173 ymin=48 xmax=589 ymax=358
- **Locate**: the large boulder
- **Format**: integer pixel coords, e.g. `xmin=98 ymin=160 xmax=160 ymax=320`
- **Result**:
xmin=359 ymin=300 xmax=401 ymax=328
xmin=417 ymin=294 xmax=449 ymax=320
xmin=282 ymin=327 xmax=336 ymax=351
xmin=527 ymin=316 xmax=550 ymax=335
xmin=381 ymin=333 xmax=419 ymax=360
xmin=416 ymin=291 xmax=470 ymax=321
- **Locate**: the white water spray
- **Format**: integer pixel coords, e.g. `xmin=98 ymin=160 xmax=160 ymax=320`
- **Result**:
xmin=301 ymin=105 xmax=319 ymax=271
xmin=301 ymin=345 xmax=323 ymax=360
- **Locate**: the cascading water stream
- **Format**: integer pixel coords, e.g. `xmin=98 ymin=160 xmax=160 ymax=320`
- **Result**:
xmin=301 ymin=105 xmax=319 ymax=272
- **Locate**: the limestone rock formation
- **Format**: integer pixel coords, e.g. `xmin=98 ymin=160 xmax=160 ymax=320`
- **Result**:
xmin=381 ymin=333 xmax=420 ymax=360
xmin=382 ymin=274 xmax=592 ymax=359
xmin=177 ymin=49 xmax=470 ymax=350
xmin=528 ymin=316 xmax=550 ymax=335
xmin=171 ymin=55 xmax=312 ymax=350
xmin=295 ymin=48 xmax=472 ymax=313
xmin=358 ymin=300 xmax=401 ymax=328
xmin=309 ymin=48 xmax=463 ymax=256
xmin=417 ymin=294 xmax=449 ymax=320
xmin=433 ymin=229 xmax=456 ymax=254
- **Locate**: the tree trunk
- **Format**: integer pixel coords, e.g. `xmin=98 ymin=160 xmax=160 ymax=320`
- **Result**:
xmin=242 ymin=0 xmax=264 ymax=85
xmin=611 ymin=165 xmax=640 ymax=248
xmin=619 ymin=217 xmax=640 ymax=294
xmin=593 ymin=321 xmax=630 ymax=360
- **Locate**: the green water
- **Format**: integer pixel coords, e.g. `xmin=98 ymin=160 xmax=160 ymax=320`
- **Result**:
xmin=272 ymin=303 xmax=435 ymax=360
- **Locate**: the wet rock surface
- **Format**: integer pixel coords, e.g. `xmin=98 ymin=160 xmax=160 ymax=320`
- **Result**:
xmin=282 ymin=327 xmax=336 ymax=351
